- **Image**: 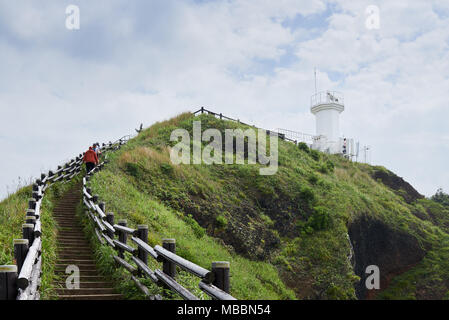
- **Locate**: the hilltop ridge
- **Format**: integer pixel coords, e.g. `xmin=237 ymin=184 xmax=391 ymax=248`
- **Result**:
xmin=1 ymin=112 xmax=448 ymax=300
xmin=86 ymin=112 xmax=449 ymax=299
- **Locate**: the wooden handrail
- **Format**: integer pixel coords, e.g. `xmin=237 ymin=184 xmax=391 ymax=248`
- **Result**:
xmin=0 ymin=133 xmax=128 ymax=300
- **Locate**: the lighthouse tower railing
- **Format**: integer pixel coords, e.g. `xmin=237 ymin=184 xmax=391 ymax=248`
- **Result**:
xmin=311 ymin=91 xmax=344 ymax=108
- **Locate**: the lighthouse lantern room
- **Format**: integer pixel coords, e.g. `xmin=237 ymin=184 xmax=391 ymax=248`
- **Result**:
xmin=310 ymin=91 xmax=345 ymax=154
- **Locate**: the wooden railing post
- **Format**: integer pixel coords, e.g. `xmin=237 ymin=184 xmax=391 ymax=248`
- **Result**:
xmin=136 ymin=225 xmax=149 ymax=266
xmin=25 ymin=216 xmax=36 ymax=225
xmin=106 ymin=212 xmax=115 ymax=238
xmin=14 ymin=239 xmax=29 ymax=274
xmin=0 ymin=265 xmax=18 ymax=300
xmin=22 ymin=224 xmax=34 ymax=246
xmin=212 ymin=261 xmax=230 ymax=293
xmin=99 ymin=202 xmax=106 ymax=213
xmin=28 ymin=198 xmax=36 ymax=210
xmin=26 ymin=209 xmax=35 ymax=218
xmin=162 ymin=239 xmax=176 ymax=278
xmin=32 ymin=191 xmax=39 ymax=201
xmin=118 ymin=219 xmax=127 ymax=258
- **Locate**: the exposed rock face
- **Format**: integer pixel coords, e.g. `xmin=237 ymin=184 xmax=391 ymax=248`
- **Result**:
xmin=348 ymin=215 xmax=426 ymax=299
xmin=372 ymin=169 xmax=424 ymax=204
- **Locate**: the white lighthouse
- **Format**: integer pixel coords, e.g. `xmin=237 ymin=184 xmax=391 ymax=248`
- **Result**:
xmin=310 ymin=91 xmax=345 ymax=154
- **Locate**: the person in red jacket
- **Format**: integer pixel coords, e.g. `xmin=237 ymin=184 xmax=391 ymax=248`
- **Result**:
xmin=83 ymin=146 xmax=99 ymax=173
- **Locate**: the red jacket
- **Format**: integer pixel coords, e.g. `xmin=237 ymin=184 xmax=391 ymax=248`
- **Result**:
xmin=83 ymin=147 xmax=99 ymax=164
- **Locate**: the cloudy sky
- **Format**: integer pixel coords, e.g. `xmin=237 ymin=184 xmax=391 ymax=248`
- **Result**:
xmin=0 ymin=0 xmax=448 ymax=199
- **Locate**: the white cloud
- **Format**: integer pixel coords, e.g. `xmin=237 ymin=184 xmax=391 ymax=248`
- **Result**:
xmin=0 ymin=0 xmax=448 ymax=199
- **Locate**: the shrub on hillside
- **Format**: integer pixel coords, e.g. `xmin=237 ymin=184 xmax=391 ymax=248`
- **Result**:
xmin=299 ymin=186 xmax=316 ymax=205
xmin=308 ymin=173 xmax=319 ymax=184
xmin=318 ymin=160 xmax=335 ymax=174
xmin=184 ymin=214 xmax=206 ymax=238
xmin=298 ymin=142 xmax=310 ymax=153
xmin=296 ymin=206 xmax=331 ymax=234
xmin=310 ymin=149 xmax=320 ymax=161
xmin=308 ymin=206 xmax=331 ymax=231
xmin=215 ymin=214 xmax=228 ymax=229
xmin=125 ymin=162 xmax=141 ymax=178
xmin=431 ymin=188 xmax=449 ymax=208
xmin=160 ymin=163 xmax=174 ymax=175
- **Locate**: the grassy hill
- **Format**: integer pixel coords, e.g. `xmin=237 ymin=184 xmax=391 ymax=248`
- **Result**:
xmin=0 ymin=179 xmax=80 ymax=298
xmin=87 ymin=112 xmax=449 ymax=300
xmin=1 ymin=112 xmax=448 ymax=300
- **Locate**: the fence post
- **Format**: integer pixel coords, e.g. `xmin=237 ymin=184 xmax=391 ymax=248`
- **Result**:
xmin=22 ymin=224 xmax=34 ymax=246
xmin=0 ymin=265 xmax=18 ymax=300
xmin=212 ymin=261 xmax=230 ymax=293
xmin=32 ymin=191 xmax=39 ymax=201
xmin=28 ymin=198 xmax=36 ymax=210
xmin=118 ymin=219 xmax=127 ymax=258
xmin=106 ymin=212 xmax=115 ymax=238
xmin=14 ymin=239 xmax=29 ymax=274
xmin=99 ymin=202 xmax=106 ymax=213
xmin=26 ymin=209 xmax=35 ymax=218
xmin=162 ymin=239 xmax=176 ymax=278
xmin=136 ymin=225 xmax=149 ymax=267
xmin=25 ymin=216 xmax=36 ymax=225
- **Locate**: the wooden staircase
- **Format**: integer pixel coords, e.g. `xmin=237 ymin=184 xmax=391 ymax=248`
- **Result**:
xmin=51 ymin=183 xmax=123 ymax=300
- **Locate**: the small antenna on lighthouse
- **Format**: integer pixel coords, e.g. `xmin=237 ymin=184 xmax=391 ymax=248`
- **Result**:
xmin=314 ymin=67 xmax=317 ymax=94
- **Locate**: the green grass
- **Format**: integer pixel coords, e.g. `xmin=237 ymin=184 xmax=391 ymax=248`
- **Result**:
xmin=3 ymin=112 xmax=448 ymax=300
xmin=0 ymin=176 xmax=82 ymax=299
xmin=85 ymin=112 xmax=446 ymax=300
xmin=79 ymin=112 xmax=449 ymax=300
xmin=88 ymin=170 xmax=295 ymax=299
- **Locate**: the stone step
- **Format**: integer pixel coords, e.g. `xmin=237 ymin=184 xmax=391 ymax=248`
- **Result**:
xmin=57 ymin=259 xmax=96 ymax=264
xmin=55 ymin=262 xmax=96 ymax=267
xmin=55 ymin=264 xmax=97 ymax=271
xmin=55 ymin=269 xmax=100 ymax=276
xmin=54 ymin=288 xmax=117 ymax=295
xmin=57 ymin=247 xmax=91 ymax=252
xmin=58 ymin=237 xmax=89 ymax=241
xmin=55 ymin=282 xmax=113 ymax=289
xmin=58 ymin=254 xmax=94 ymax=260
xmin=58 ymin=241 xmax=91 ymax=246
xmin=55 ymin=294 xmax=123 ymax=300
xmin=57 ymin=249 xmax=92 ymax=253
